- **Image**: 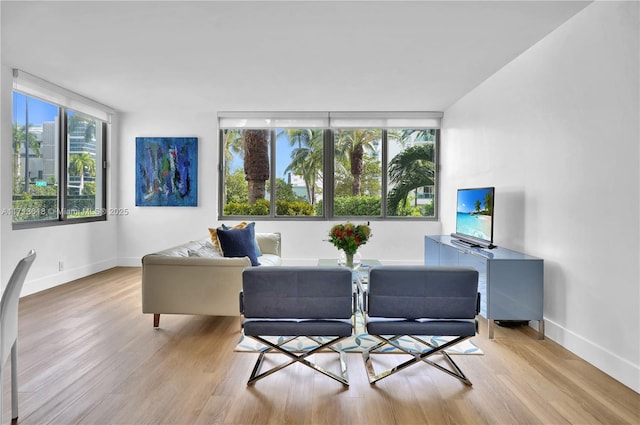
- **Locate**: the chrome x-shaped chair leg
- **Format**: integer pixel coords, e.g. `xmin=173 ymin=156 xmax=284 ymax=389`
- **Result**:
xmin=362 ymin=335 xmax=473 ymax=385
xmin=247 ymin=335 xmax=350 ymax=386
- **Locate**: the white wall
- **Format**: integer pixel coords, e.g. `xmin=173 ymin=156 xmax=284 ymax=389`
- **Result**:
xmin=115 ymin=111 xmax=441 ymax=267
xmin=441 ymin=1 xmax=639 ymax=392
xmin=0 ymin=65 xmax=120 ymax=296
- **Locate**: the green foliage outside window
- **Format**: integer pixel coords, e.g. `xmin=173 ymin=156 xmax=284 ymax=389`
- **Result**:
xmin=225 ymin=168 xmax=249 ymax=204
xmin=333 ymin=196 xmax=381 ymax=216
xmin=274 ymin=178 xmax=306 ymax=203
xmin=394 ymin=198 xmax=434 ymax=217
xmin=275 ymin=200 xmax=315 ymax=216
xmin=314 ymin=196 xmax=381 ymax=216
xmin=224 ymin=199 xmax=270 ymax=215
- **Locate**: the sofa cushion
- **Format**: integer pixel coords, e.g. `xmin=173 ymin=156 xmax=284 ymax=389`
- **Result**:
xmin=255 ymin=232 xmax=280 ymax=257
xmin=256 ymin=253 xmax=281 ymax=266
xmin=187 ymin=246 xmax=222 ymax=258
xmin=217 ymin=226 xmax=260 ymax=266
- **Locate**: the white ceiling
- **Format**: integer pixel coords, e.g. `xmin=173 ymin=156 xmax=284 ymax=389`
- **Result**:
xmin=2 ymin=1 xmax=591 ymax=114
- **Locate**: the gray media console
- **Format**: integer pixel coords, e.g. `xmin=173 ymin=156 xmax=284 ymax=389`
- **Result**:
xmin=425 ymin=235 xmax=544 ymax=339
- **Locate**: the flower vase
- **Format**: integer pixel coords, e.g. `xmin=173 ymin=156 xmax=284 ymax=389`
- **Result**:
xmin=339 ymin=251 xmax=362 ymax=270
xmin=345 ymin=253 xmax=354 ymax=269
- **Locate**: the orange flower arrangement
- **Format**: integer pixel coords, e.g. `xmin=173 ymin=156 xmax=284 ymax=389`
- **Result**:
xmin=328 ymin=222 xmax=372 ymax=255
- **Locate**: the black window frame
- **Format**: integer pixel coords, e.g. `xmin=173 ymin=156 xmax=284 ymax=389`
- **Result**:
xmin=10 ymin=91 xmax=109 ymax=230
xmin=218 ymin=116 xmax=440 ymax=222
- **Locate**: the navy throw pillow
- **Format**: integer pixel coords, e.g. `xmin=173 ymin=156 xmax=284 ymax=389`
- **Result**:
xmin=222 ymin=221 xmax=262 ymax=256
xmin=217 ymin=226 xmax=260 ymax=266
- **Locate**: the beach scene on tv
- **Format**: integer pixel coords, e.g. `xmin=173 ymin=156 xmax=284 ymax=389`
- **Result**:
xmin=456 ymin=188 xmax=494 ymax=241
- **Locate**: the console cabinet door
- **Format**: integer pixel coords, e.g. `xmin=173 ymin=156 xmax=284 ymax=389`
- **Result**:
xmin=458 ymin=251 xmax=488 ymax=318
xmin=440 ymin=242 xmax=460 ymax=265
xmin=424 ymin=236 xmax=440 ymax=266
xmin=488 ymin=259 xmax=544 ymax=321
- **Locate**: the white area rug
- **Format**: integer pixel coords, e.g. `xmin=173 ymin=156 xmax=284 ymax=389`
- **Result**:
xmin=235 ymin=313 xmax=483 ymax=355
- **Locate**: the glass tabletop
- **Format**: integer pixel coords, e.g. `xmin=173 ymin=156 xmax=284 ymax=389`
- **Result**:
xmin=317 ymin=258 xmax=380 ymax=283
xmin=316 ymin=258 xmax=381 ymax=268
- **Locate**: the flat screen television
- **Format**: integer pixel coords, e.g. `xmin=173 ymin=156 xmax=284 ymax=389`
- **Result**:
xmin=451 ymin=186 xmax=496 ymax=249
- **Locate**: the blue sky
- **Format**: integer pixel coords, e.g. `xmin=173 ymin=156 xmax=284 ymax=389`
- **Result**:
xmin=275 ymin=132 xmax=295 ymax=178
xmin=12 ymin=92 xmax=59 ymax=126
xmin=457 ymin=187 xmax=493 ymax=213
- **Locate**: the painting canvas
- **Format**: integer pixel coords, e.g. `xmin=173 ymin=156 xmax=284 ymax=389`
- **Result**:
xmin=136 ymin=137 xmax=198 ymax=206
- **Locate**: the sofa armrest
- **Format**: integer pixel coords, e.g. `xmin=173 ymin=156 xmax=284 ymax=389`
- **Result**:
xmin=141 ymin=254 xmax=252 ymax=317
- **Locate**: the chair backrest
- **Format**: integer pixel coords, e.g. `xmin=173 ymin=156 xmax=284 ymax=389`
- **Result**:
xmin=1 ymin=250 xmax=36 ymax=362
xmin=367 ymin=266 xmax=478 ymax=319
xmin=242 ymin=267 xmax=353 ymax=319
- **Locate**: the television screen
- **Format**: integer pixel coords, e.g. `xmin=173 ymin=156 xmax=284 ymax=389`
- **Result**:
xmin=453 ymin=187 xmax=495 ymax=248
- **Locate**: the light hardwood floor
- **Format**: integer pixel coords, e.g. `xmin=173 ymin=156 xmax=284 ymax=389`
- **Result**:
xmin=6 ymin=267 xmax=639 ymax=425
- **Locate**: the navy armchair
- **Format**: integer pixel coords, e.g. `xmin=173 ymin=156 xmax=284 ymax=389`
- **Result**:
xmin=240 ymin=267 xmax=355 ymax=386
xmin=362 ymin=266 xmax=479 ymax=385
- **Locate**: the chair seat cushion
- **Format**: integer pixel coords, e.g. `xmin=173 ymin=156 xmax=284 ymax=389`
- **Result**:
xmin=256 ymin=253 xmax=281 ymax=266
xmin=243 ymin=318 xmax=353 ymax=337
xmin=365 ymin=317 xmax=476 ymax=337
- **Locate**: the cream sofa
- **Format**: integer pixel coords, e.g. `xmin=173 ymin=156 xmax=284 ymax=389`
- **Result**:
xmin=141 ymin=232 xmax=281 ymax=327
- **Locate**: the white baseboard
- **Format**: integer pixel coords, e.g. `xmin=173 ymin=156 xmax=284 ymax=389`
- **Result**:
xmin=118 ymin=256 xmax=144 ymax=267
xmin=544 ymin=317 xmax=639 ymax=393
xmin=22 ymin=259 xmax=118 ymax=297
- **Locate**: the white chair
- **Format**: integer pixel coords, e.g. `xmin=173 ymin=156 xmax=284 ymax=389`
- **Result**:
xmin=1 ymin=250 xmax=36 ymax=422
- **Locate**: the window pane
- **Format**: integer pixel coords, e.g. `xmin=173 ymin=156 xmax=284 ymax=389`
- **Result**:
xmin=333 ymin=128 xmax=382 ymax=217
xmin=222 ymin=129 xmax=271 ymax=215
xmin=275 ymin=128 xmax=323 ymax=217
xmin=67 ymin=110 xmax=103 ymax=219
xmin=12 ymin=92 xmax=60 ymax=222
xmin=387 ymin=129 xmax=437 ymax=217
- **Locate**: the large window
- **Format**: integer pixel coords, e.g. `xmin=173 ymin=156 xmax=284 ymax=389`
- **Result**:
xmin=10 ymin=70 xmax=110 ymax=228
xmin=219 ymin=112 xmax=440 ymax=220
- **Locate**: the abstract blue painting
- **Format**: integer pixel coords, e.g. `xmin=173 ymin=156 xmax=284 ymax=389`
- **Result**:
xmin=135 ymin=137 xmax=198 ymax=206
